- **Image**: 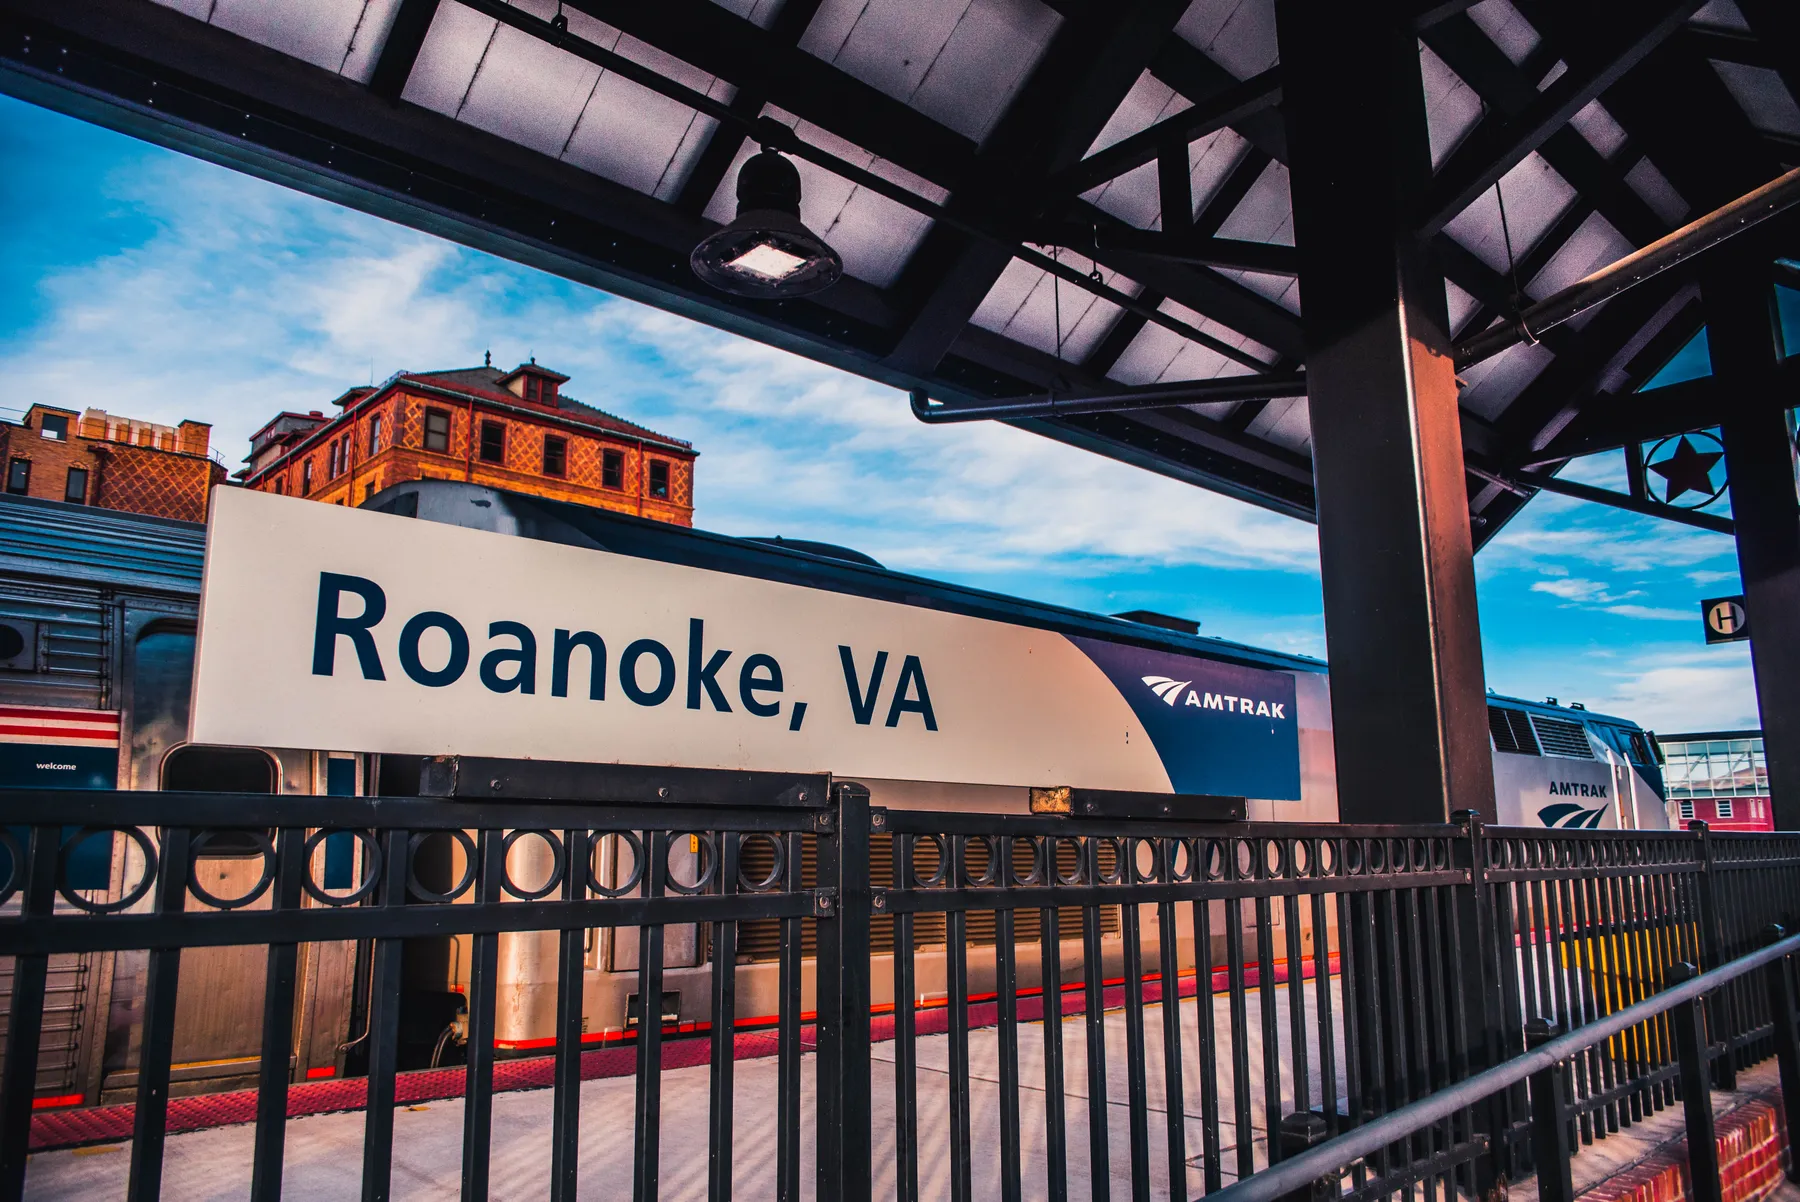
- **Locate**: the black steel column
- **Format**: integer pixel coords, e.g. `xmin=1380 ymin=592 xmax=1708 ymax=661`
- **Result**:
xmin=1274 ymin=1 xmax=1496 ymax=822
xmin=1709 ymin=256 xmax=1800 ymax=830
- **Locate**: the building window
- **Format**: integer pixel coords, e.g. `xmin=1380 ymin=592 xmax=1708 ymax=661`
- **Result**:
xmin=274 ymin=477 xmax=285 ymax=496
xmin=602 ymin=448 xmax=624 ymax=490
xmin=340 ymin=433 xmax=352 ymax=475
xmin=1717 ymin=799 xmax=1734 ymax=819
xmin=363 ymin=482 xmax=376 ymax=503
xmin=5 ymin=458 xmax=29 ymax=495
xmin=648 ymin=459 xmax=670 ymax=500
xmin=327 ymin=440 xmax=340 ymax=479
xmin=39 ymin=413 xmax=69 ymax=441
xmin=1678 ymin=800 xmax=1695 ymax=821
xmin=425 ymin=409 xmax=451 ymax=453
xmin=543 ymin=435 xmax=567 ymax=477
xmin=302 ymin=459 xmax=314 ymax=495
xmin=368 ymin=414 xmax=383 ymax=456
xmin=480 ymin=420 xmax=505 ymax=464
xmin=524 ymin=376 xmax=540 ymax=404
xmin=64 ymin=467 xmax=88 ymax=505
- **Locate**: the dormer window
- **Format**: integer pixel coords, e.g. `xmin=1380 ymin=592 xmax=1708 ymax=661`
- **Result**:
xmin=39 ymin=414 xmax=70 ymax=441
xmin=523 ymin=374 xmax=558 ymax=405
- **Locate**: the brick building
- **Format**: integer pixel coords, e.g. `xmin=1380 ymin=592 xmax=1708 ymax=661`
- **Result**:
xmin=240 ymin=360 xmax=696 ymax=524
xmin=1 ymin=405 xmax=227 ymax=524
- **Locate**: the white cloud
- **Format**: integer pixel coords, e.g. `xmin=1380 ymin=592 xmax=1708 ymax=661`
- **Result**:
xmin=1599 ymin=604 xmax=1691 ymax=621
xmin=1530 ymin=577 xmax=1609 ymax=601
xmin=1587 ymin=647 xmax=1760 ymax=731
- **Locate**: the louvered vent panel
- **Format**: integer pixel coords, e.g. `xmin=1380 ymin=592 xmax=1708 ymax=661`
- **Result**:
xmin=1531 ymin=715 xmax=1596 ymax=759
xmin=1488 ymin=707 xmax=1539 ymax=755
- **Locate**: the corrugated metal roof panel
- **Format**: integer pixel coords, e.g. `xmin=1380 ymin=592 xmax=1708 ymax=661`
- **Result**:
xmin=0 ymin=496 xmax=205 ymax=596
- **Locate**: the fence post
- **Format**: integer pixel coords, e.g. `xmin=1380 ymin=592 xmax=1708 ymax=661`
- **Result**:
xmin=1690 ymin=820 xmax=1737 ymax=1089
xmin=1669 ymin=962 xmax=1723 ymax=1202
xmin=817 ymin=781 xmax=872 ymax=1202
xmin=1763 ymin=926 xmax=1800 ymax=1182
xmin=1453 ymin=810 xmax=1505 ymax=1190
xmin=1275 ymin=1113 xmax=1333 ymax=1202
xmin=1526 ymin=1018 xmax=1573 ymax=1202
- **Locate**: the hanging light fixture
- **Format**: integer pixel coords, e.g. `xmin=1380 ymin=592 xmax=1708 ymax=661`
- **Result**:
xmin=691 ymin=147 xmax=842 ymax=298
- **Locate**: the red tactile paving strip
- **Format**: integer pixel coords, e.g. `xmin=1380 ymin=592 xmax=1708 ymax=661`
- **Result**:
xmin=31 ymin=957 xmax=1332 ymax=1152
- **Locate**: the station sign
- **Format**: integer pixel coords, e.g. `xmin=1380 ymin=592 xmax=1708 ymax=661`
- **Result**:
xmin=191 ymin=490 xmax=1301 ymax=798
xmin=1702 ymin=594 xmax=1750 ymax=644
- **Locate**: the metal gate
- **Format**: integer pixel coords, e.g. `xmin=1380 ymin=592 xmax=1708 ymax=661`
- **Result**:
xmin=1 ymin=781 xmax=1796 ymax=1202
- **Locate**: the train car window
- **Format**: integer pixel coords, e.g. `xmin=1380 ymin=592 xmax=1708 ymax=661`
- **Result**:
xmin=1487 ymin=706 xmax=1539 ymax=755
xmin=1530 ymin=715 xmax=1596 ymax=759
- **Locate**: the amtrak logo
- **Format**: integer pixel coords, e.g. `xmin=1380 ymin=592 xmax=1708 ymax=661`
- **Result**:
xmin=1143 ymin=676 xmax=1191 ymax=705
xmin=1538 ymin=802 xmax=1610 ymax=829
xmin=1140 ymin=675 xmax=1286 ymax=718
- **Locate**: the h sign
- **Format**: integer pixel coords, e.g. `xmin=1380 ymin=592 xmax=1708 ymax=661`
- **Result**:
xmin=1702 ymin=595 xmax=1750 ymax=644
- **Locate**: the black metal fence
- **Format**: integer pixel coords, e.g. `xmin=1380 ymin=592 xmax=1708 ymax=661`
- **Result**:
xmin=0 ymin=784 xmax=1796 ymax=1202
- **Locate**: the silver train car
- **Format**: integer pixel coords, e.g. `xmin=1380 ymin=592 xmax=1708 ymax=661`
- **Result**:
xmin=0 ymin=483 xmax=1670 ymax=1103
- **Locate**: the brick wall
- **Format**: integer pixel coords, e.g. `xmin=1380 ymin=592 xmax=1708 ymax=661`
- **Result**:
xmin=1 ymin=418 xmax=226 ymax=523
xmin=250 ymin=389 xmax=696 ymax=525
xmin=94 ymin=443 xmax=227 ymax=524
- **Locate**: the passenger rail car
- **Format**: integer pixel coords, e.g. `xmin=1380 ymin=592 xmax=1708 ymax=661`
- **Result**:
xmin=0 ymin=483 xmax=1669 ymax=1102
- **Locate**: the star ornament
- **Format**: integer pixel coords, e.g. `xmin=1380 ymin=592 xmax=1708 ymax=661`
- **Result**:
xmin=1648 ymin=435 xmax=1725 ymax=505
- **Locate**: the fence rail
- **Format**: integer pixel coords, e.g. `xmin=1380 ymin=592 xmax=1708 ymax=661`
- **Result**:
xmin=0 ymin=784 xmax=1796 ymax=1202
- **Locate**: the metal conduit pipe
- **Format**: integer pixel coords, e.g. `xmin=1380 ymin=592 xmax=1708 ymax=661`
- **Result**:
xmin=1455 ymin=165 xmax=1800 ymax=369
xmin=910 ymin=373 xmax=1308 ymax=423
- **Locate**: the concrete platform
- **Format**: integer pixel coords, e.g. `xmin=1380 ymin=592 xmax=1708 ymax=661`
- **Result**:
xmin=25 ymin=984 xmax=1796 ymax=1201
xmin=26 ymin=985 xmax=1329 ymax=1201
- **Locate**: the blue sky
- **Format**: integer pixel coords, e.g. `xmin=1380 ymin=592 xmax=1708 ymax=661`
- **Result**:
xmin=0 ymin=94 xmax=1762 ymax=732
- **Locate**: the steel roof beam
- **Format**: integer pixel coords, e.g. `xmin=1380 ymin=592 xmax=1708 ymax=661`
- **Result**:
xmin=910 ymin=372 xmax=1307 ymax=422
xmin=883 ymin=0 xmax=1191 ymax=377
xmin=1416 ymin=0 xmax=1703 ymax=239
xmin=1516 ymin=0 xmax=1778 ymax=211
xmin=1482 ymin=275 xmax=1693 ymax=477
xmin=672 ymin=0 xmax=827 ymax=216
xmin=1080 ymin=147 xmax=1277 ymax=377
xmin=368 ymin=0 xmax=440 ymax=101
xmin=1729 ymin=0 xmax=1800 ymax=124
xmin=561 ymin=0 xmax=979 ymax=193
xmin=1035 ymin=223 xmax=1300 ymax=275
xmin=1050 ymin=67 xmax=1281 ymax=196
xmin=1148 ymin=39 xmax=1287 ymax=163
xmin=1421 ymin=14 xmax=1669 ymax=248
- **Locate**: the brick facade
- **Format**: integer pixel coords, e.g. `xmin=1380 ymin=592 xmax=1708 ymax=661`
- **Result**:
xmin=0 ymin=406 xmax=226 ymax=524
xmin=241 ymin=363 xmax=696 ymax=526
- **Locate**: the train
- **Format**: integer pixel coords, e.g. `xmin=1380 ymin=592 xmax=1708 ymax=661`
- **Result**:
xmin=0 ymin=481 xmax=1671 ymax=1105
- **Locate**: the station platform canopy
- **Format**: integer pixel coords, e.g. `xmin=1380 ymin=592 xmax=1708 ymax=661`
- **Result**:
xmin=1 ymin=0 xmax=1796 ymax=544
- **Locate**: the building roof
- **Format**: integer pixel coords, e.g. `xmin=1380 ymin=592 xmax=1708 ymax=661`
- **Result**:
xmin=14 ymin=0 xmax=1795 ymax=544
xmin=240 ymin=364 xmax=692 ymax=482
xmin=400 ymin=365 xmax=692 ymax=448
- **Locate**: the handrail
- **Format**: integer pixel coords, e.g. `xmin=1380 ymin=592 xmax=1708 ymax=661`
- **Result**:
xmin=1203 ymin=928 xmax=1800 ymax=1202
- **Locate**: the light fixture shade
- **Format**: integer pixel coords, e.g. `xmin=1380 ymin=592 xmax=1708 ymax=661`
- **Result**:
xmin=691 ymin=149 xmax=843 ymax=298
